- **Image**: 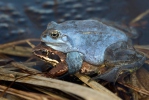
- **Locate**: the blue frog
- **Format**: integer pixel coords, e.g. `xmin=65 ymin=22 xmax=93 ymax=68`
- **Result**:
xmin=40 ymin=20 xmax=146 ymax=82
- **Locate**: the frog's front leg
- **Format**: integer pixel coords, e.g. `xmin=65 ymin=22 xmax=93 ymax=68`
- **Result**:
xmin=91 ymin=42 xmax=146 ymax=82
xmin=47 ymin=62 xmax=68 ymax=77
xmin=66 ymin=52 xmax=84 ymax=74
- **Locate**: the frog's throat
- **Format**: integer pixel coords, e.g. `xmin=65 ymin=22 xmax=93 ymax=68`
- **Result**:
xmin=45 ymin=42 xmax=65 ymax=46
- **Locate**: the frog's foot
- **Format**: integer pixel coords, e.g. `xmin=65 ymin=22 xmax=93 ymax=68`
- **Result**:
xmin=89 ymin=66 xmax=120 ymax=82
xmin=66 ymin=52 xmax=83 ymax=74
xmin=46 ymin=62 xmax=68 ymax=77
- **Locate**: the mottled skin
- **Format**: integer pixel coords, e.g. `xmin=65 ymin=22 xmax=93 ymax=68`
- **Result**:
xmin=40 ymin=20 xmax=146 ymax=82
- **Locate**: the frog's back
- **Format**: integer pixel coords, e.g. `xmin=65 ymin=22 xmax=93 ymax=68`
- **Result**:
xmin=59 ymin=20 xmax=129 ymax=65
xmin=57 ymin=20 xmax=108 ymax=32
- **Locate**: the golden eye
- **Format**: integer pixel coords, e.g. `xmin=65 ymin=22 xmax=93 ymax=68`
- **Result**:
xmin=50 ymin=30 xmax=60 ymax=39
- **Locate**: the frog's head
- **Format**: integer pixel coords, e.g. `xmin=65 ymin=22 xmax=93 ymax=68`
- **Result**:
xmin=40 ymin=21 xmax=72 ymax=53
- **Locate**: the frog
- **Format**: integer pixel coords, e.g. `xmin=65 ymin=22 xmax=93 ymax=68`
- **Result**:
xmin=33 ymin=43 xmax=104 ymax=77
xmin=40 ymin=19 xmax=146 ymax=82
xmin=33 ymin=43 xmax=68 ymax=77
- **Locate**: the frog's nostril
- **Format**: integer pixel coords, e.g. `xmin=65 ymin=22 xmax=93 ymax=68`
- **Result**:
xmin=42 ymin=34 xmax=47 ymax=38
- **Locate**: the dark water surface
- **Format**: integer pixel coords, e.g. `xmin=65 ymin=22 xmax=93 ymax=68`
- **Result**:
xmin=0 ymin=0 xmax=149 ymax=45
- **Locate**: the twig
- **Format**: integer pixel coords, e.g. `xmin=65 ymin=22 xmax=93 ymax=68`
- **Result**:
xmin=0 ymin=39 xmax=40 ymax=49
xmin=134 ymin=45 xmax=149 ymax=59
xmin=118 ymin=81 xmax=149 ymax=96
xmin=0 ymin=46 xmax=32 ymax=57
xmin=0 ymin=85 xmax=60 ymax=100
xmin=135 ymin=45 xmax=149 ymax=50
xmin=11 ymin=62 xmax=40 ymax=74
xmin=33 ymin=87 xmax=68 ymax=100
xmin=130 ymin=9 xmax=149 ymax=24
xmin=0 ymin=97 xmax=8 ymax=100
xmin=26 ymin=40 xmax=36 ymax=48
xmin=75 ymin=73 xmax=121 ymax=100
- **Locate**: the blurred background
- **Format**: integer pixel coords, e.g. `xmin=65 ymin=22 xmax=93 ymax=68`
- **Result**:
xmin=0 ymin=1 xmax=149 ymax=99
xmin=0 ymin=0 xmax=149 ymax=44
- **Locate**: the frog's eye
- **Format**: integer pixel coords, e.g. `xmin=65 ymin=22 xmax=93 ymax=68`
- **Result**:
xmin=50 ymin=30 xmax=60 ymax=39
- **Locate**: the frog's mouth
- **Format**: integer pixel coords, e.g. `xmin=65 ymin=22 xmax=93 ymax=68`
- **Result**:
xmin=33 ymin=42 xmax=61 ymax=66
xmin=33 ymin=49 xmax=59 ymax=66
xmin=41 ymin=42 xmax=71 ymax=53
xmin=40 ymin=40 xmax=65 ymax=46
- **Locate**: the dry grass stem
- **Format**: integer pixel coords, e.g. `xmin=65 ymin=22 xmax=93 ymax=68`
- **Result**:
xmin=75 ymin=73 xmax=121 ymax=100
xmin=118 ymin=81 xmax=149 ymax=96
xmin=0 ymin=39 xmax=40 ymax=49
xmin=0 ymin=70 xmax=118 ymax=100
xmin=0 ymin=85 xmax=60 ymax=100
xmin=0 ymin=46 xmax=32 ymax=57
xmin=130 ymin=9 xmax=149 ymax=24
xmin=11 ymin=62 xmax=40 ymax=74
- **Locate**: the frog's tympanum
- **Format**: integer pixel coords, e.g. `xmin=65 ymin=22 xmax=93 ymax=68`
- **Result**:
xmin=40 ymin=20 xmax=146 ymax=82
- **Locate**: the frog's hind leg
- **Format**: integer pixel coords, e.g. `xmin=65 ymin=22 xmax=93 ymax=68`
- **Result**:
xmin=90 ymin=41 xmax=146 ymax=82
xmin=115 ymin=52 xmax=146 ymax=81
